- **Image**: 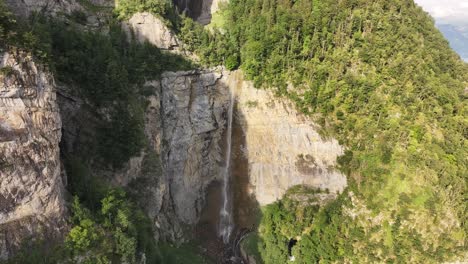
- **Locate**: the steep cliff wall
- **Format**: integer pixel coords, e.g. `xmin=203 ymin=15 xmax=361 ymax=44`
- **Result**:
xmin=151 ymin=68 xmax=346 ymax=234
xmin=0 ymin=50 xmax=66 ymax=259
xmin=57 ymin=69 xmax=231 ymax=241
xmin=160 ymin=70 xmax=229 ymax=224
xmin=225 ymin=71 xmax=347 ymax=206
xmin=123 ymin=12 xmax=180 ymax=51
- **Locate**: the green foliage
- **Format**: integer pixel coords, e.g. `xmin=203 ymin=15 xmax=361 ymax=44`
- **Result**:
xmin=64 ymin=192 xmax=139 ymax=263
xmin=77 ymin=0 xmax=111 ymax=13
xmin=0 ymin=0 xmax=16 ymax=46
xmin=0 ymin=1 xmax=50 ymax=60
xmin=256 ymin=187 xmax=322 ymax=264
xmin=178 ymin=15 xmax=239 ymax=68
xmin=61 ymin=192 xmax=208 ymax=264
xmin=115 ymin=0 xmax=168 ymax=18
xmin=241 ymin=233 xmax=263 ymax=264
xmin=65 ymin=157 xmax=108 ymax=211
xmin=0 ymin=241 xmax=66 ymax=264
xmin=97 ymin=102 xmax=146 ymax=167
xmin=292 ymin=195 xmax=364 ymax=263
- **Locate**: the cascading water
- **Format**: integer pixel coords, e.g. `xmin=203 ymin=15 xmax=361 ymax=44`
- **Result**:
xmin=219 ymin=91 xmax=235 ymax=244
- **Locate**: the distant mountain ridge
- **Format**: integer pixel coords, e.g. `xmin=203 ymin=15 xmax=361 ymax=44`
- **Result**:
xmin=437 ymin=23 xmax=468 ymax=62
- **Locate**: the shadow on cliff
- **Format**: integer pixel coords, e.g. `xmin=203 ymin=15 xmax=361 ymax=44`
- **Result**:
xmin=194 ymin=79 xmax=263 ymax=264
xmin=230 ymin=98 xmax=263 ymax=263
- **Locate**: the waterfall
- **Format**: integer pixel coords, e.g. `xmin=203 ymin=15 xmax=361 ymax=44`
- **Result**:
xmin=219 ymin=91 xmax=235 ymax=244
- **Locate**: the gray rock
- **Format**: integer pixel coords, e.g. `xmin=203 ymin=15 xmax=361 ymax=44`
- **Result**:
xmin=161 ymin=69 xmax=228 ymax=225
xmin=123 ymin=12 xmax=180 ymax=51
xmin=0 ymin=50 xmax=66 ymax=260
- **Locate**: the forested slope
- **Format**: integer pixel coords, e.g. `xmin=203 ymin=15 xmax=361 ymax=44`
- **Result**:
xmin=183 ymin=0 xmax=468 ymax=262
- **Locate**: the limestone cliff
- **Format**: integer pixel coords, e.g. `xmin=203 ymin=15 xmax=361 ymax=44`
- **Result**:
xmin=4 ymin=0 xmax=81 ymax=17
xmin=0 ymin=50 xmax=66 ymax=259
xmin=161 ymin=70 xmax=229 ymax=224
xmin=225 ymin=71 xmax=347 ymax=205
xmin=123 ymin=12 xmax=180 ymax=51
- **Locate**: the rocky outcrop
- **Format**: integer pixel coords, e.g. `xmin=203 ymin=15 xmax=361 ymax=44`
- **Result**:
xmin=124 ymin=12 xmax=180 ymax=51
xmin=0 ymin=50 xmax=66 ymax=259
xmin=4 ymin=0 xmax=81 ymax=17
xmin=225 ymin=70 xmax=347 ymax=205
xmin=161 ymin=70 xmax=229 ymax=224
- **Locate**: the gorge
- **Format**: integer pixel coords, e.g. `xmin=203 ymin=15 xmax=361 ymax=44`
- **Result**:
xmin=0 ymin=0 xmax=466 ymax=263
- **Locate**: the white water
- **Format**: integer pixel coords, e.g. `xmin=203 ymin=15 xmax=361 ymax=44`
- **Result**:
xmin=219 ymin=91 xmax=235 ymax=244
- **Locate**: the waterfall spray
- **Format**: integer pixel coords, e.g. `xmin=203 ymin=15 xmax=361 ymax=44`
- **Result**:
xmin=219 ymin=91 xmax=235 ymax=244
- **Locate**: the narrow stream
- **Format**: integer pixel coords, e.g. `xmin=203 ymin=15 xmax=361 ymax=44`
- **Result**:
xmin=219 ymin=91 xmax=235 ymax=244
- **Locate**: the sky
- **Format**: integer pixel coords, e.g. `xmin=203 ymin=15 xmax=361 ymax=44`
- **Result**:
xmin=413 ymin=0 xmax=468 ymax=26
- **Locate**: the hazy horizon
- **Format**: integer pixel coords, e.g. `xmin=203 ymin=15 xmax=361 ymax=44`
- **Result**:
xmin=415 ymin=0 xmax=468 ymax=61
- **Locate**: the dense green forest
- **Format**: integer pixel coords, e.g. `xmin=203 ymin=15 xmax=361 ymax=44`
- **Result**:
xmin=184 ymin=0 xmax=467 ymax=262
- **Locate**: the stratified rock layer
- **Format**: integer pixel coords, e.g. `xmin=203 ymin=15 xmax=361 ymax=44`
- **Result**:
xmin=225 ymin=70 xmax=347 ymax=205
xmin=0 ymin=51 xmax=66 ymax=259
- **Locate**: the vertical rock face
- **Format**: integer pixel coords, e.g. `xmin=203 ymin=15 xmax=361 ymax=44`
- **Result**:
xmin=225 ymin=71 xmax=347 ymax=205
xmin=195 ymin=0 xmax=224 ymax=25
xmin=160 ymin=70 xmax=229 ymax=224
xmin=0 ymin=51 xmax=65 ymax=259
xmin=123 ymin=12 xmax=180 ymax=51
xmin=173 ymin=0 xmax=225 ymax=25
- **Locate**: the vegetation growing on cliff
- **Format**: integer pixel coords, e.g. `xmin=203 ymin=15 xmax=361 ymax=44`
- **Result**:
xmin=0 ymin=1 xmax=201 ymax=262
xmin=29 ymin=15 xmax=192 ymax=167
xmin=184 ymin=0 xmax=467 ymax=262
